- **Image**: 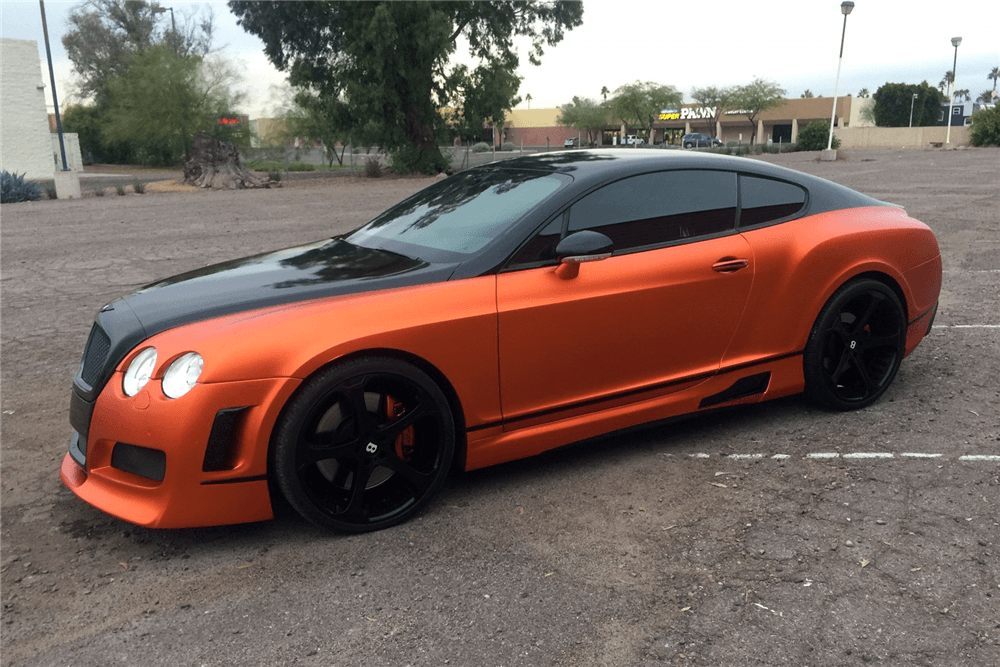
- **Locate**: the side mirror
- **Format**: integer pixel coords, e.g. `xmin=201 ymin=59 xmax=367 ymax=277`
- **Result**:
xmin=553 ymin=230 xmax=613 ymax=279
xmin=555 ymin=230 xmax=613 ymax=264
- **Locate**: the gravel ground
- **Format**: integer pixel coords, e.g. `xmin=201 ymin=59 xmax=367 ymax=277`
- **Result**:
xmin=1 ymin=148 xmax=998 ymax=666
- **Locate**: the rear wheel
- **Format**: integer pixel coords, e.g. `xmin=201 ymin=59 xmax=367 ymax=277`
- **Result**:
xmin=804 ymin=279 xmax=906 ymax=410
xmin=273 ymin=358 xmax=455 ymax=532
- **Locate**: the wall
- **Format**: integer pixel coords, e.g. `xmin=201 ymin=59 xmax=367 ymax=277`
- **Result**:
xmin=1 ymin=39 xmax=57 ymax=180
xmin=836 ymin=125 xmax=971 ymax=149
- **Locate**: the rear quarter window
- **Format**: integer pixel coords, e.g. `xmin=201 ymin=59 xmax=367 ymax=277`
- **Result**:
xmin=739 ymin=175 xmax=807 ymax=228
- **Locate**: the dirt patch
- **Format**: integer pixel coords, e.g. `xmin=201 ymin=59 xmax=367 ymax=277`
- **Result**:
xmin=2 ymin=148 xmax=998 ymax=666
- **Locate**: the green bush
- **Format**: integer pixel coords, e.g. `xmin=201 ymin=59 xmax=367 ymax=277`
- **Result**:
xmin=1 ymin=171 xmax=42 ymax=203
xmin=501 ymin=141 xmax=516 ymax=151
xmin=245 ymin=160 xmax=319 ymax=172
xmin=115 ymin=181 xmax=126 ymax=196
xmin=132 ymin=179 xmax=146 ymax=194
xmin=969 ymin=105 xmax=1000 ymax=147
xmin=471 ymin=142 xmax=491 ymax=153
xmin=796 ymin=120 xmax=840 ymax=151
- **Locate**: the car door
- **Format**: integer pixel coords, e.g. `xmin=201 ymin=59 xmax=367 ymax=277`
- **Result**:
xmin=495 ymin=169 xmax=754 ymax=427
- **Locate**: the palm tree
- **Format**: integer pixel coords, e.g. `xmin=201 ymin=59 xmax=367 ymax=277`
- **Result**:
xmin=800 ymin=89 xmax=814 ymax=98
xmin=954 ymin=89 xmax=971 ymax=103
xmin=600 ymin=86 xmax=609 ymax=103
xmin=989 ymin=66 xmax=1000 ymax=92
xmin=939 ymin=71 xmax=954 ymax=94
xmin=525 ymin=93 xmax=532 ymax=109
xmin=976 ymin=89 xmax=994 ymax=104
xmin=857 ymin=88 xmax=869 ymax=98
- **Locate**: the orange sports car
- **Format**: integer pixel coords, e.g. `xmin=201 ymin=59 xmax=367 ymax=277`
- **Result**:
xmin=61 ymin=150 xmax=942 ymax=533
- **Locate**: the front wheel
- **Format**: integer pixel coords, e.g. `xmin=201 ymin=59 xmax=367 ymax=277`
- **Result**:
xmin=683 ymin=142 xmax=694 ymax=149
xmin=804 ymin=279 xmax=906 ymax=410
xmin=273 ymin=358 xmax=455 ymax=532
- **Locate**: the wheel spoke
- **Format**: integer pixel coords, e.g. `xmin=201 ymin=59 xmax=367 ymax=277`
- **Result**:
xmin=380 ymin=455 xmax=436 ymax=495
xmin=341 ymin=464 xmax=373 ymax=522
xmin=851 ymin=293 xmax=884 ymax=336
xmin=852 ymin=356 xmax=877 ymax=396
xmin=342 ymin=376 xmax=376 ymax=436
xmin=298 ymin=437 xmax=359 ymax=468
xmin=829 ymin=347 xmax=853 ymax=385
xmin=376 ymin=391 xmax=433 ymax=441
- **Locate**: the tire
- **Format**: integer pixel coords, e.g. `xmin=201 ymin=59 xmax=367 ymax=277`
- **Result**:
xmin=804 ymin=279 xmax=906 ymax=411
xmin=683 ymin=142 xmax=694 ymax=149
xmin=273 ymin=357 xmax=455 ymax=532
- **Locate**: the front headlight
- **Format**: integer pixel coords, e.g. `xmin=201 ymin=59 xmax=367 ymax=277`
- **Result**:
xmin=123 ymin=347 xmax=157 ymax=397
xmin=162 ymin=352 xmax=203 ymax=399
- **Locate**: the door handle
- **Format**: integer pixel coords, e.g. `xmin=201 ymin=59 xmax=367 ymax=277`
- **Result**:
xmin=712 ymin=258 xmax=749 ymax=273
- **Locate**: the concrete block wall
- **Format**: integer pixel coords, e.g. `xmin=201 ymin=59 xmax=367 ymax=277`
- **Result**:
xmin=1 ymin=39 xmax=57 ymax=180
xmin=837 ymin=125 xmax=971 ymax=149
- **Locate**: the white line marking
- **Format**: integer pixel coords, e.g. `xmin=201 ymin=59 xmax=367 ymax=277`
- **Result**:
xmin=843 ymin=452 xmax=894 ymax=459
xmin=901 ymin=453 xmax=943 ymax=458
xmin=690 ymin=453 xmax=710 ymax=458
xmin=806 ymin=453 xmax=840 ymax=459
xmin=771 ymin=454 xmax=790 ymax=460
xmin=933 ymin=324 xmax=1000 ymax=329
xmin=943 ymin=269 xmax=1000 ymax=273
xmin=728 ymin=454 xmax=764 ymax=459
xmin=959 ymin=455 xmax=1000 ymax=461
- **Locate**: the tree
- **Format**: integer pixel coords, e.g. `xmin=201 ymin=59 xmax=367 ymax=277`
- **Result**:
xmin=976 ymin=89 xmax=995 ymax=105
xmin=228 ymin=1 xmax=583 ymax=174
xmin=558 ymin=96 xmax=608 ymax=145
xmin=870 ymin=82 xmax=945 ymax=127
xmin=938 ymin=70 xmax=954 ymax=94
xmin=801 ymin=89 xmax=814 ymax=98
xmin=452 ymin=61 xmax=522 ymax=150
xmin=954 ymin=89 xmax=971 ymax=103
xmin=525 ymin=93 xmax=533 ymax=109
xmin=63 ymin=0 xmax=214 ymax=102
xmin=101 ymin=45 xmax=246 ymax=166
xmin=609 ymin=81 xmax=682 ymax=144
xmin=600 ymin=85 xmax=609 ymax=102
xmin=969 ymin=105 xmax=1000 ymax=147
xmin=727 ymin=78 xmax=785 ymax=145
xmin=990 ymin=67 xmax=1000 ymax=92
xmin=857 ymin=88 xmax=870 ymax=98
xmin=690 ymin=85 xmax=733 ymax=135
xmin=796 ymin=120 xmax=840 ymax=151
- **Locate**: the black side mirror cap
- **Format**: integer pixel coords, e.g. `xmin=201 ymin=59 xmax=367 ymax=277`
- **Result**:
xmin=555 ymin=230 xmax=613 ymax=263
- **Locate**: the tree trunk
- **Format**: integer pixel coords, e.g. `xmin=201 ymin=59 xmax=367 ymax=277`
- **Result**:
xmin=183 ymin=132 xmax=271 ymax=190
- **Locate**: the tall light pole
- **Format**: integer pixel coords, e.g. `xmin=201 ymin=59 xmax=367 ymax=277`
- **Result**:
xmin=826 ymin=1 xmax=855 ymax=152
xmin=945 ymin=36 xmax=961 ymax=146
xmin=909 ymin=93 xmax=918 ymax=127
xmin=153 ymin=5 xmax=176 ymax=51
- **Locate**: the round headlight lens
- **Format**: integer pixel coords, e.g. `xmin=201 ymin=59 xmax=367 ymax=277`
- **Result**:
xmin=123 ymin=347 xmax=157 ymax=397
xmin=162 ymin=352 xmax=203 ymax=399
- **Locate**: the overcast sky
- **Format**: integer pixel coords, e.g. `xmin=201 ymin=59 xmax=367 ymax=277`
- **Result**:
xmin=2 ymin=0 xmax=998 ymax=118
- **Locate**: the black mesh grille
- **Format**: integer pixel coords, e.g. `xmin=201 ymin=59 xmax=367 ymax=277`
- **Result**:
xmin=80 ymin=324 xmax=111 ymax=387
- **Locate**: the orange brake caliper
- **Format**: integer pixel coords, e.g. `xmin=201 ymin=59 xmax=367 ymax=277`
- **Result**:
xmin=386 ymin=396 xmax=415 ymax=460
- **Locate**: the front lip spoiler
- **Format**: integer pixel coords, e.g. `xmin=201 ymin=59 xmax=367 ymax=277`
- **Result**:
xmin=69 ymin=432 xmax=87 ymax=469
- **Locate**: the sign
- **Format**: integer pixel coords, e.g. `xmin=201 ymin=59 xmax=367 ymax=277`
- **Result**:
xmin=659 ymin=108 xmax=681 ymax=121
xmin=659 ymin=106 xmax=722 ymax=121
xmin=218 ymin=117 xmax=241 ymax=126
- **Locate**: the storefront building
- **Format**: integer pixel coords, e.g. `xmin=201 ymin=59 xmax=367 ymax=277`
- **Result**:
xmin=503 ymin=96 xmax=868 ymax=147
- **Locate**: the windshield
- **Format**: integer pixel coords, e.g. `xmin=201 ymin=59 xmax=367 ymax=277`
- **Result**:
xmin=346 ymin=169 xmax=566 ymax=262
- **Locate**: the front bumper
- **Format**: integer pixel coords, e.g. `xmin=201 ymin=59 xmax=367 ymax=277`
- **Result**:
xmin=61 ymin=374 xmax=300 ymax=528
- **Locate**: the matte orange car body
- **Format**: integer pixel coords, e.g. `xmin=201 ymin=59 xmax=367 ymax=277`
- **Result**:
xmin=61 ymin=201 xmax=940 ymax=529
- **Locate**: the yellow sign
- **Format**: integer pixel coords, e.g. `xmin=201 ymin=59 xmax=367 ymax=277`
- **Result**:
xmin=659 ymin=109 xmax=681 ymax=121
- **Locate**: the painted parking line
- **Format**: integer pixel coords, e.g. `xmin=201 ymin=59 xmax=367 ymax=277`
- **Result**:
xmin=682 ymin=452 xmax=999 ymax=462
xmin=933 ymin=324 xmax=1000 ymax=329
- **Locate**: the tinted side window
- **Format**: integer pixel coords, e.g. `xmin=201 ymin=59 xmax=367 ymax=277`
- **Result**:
xmin=739 ymin=175 xmax=807 ymax=227
xmin=567 ymin=170 xmax=736 ymax=252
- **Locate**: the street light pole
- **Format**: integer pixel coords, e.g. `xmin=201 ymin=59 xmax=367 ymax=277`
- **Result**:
xmin=945 ymin=37 xmax=961 ymax=146
xmin=909 ymin=93 xmax=918 ymax=128
xmin=827 ymin=1 xmax=855 ymax=152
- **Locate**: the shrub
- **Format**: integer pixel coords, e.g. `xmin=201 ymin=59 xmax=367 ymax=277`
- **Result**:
xmin=471 ymin=142 xmax=491 ymax=153
xmin=969 ymin=105 xmax=1000 ymax=147
xmin=1 ymin=171 xmax=43 ymax=203
xmin=92 ymin=186 xmax=106 ymax=197
xmin=363 ymin=157 xmax=382 ymax=178
xmin=501 ymin=141 xmax=516 ymax=152
xmin=42 ymin=181 xmax=57 ymax=199
xmin=796 ymin=120 xmax=840 ymax=151
xmin=132 ymin=179 xmax=146 ymax=194
xmin=267 ymin=170 xmax=282 ymax=182
xmin=115 ymin=181 xmax=127 ymax=196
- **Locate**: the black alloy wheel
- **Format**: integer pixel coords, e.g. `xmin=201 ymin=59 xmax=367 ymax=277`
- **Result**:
xmin=804 ymin=279 xmax=906 ymax=410
xmin=684 ymin=142 xmax=694 ymax=149
xmin=273 ymin=358 xmax=455 ymax=532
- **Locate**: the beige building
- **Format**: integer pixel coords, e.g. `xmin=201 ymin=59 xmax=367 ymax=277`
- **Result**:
xmin=501 ymin=96 xmax=874 ymax=147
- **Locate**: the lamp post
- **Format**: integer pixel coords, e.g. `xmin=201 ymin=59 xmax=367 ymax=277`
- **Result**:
xmin=945 ymin=36 xmax=961 ymax=146
xmin=153 ymin=5 xmax=175 ymax=51
xmin=909 ymin=93 xmax=918 ymax=127
xmin=826 ymin=1 xmax=855 ymax=154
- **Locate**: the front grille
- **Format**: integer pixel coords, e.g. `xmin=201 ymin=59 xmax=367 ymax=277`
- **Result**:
xmin=80 ymin=324 xmax=111 ymax=388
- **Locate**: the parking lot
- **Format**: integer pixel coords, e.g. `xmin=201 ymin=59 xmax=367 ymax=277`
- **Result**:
xmin=2 ymin=147 xmax=998 ymax=666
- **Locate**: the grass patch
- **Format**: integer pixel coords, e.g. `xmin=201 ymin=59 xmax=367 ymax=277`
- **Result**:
xmin=132 ymin=179 xmax=146 ymax=194
xmin=244 ymin=160 xmax=350 ymax=173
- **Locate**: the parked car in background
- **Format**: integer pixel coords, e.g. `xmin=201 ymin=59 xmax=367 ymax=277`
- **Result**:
xmin=624 ymin=135 xmax=644 ymax=146
xmin=683 ymin=133 xmax=724 ymax=148
xmin=564 ymin=138 xmax=578 ymax=148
